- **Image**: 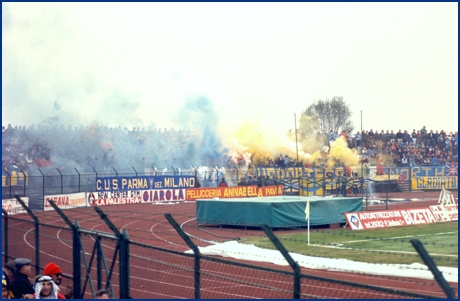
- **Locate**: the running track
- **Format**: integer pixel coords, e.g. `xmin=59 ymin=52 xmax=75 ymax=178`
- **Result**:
xmin=9 ymin=191 xmax=458 ymax=299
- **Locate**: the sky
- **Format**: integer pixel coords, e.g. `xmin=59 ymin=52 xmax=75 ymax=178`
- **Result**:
xmin=2 ymin=2 xmax=458 ymax=135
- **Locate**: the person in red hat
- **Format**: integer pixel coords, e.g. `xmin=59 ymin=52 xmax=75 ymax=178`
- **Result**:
xmin=44 ymin=263 xmax=73 ymax=299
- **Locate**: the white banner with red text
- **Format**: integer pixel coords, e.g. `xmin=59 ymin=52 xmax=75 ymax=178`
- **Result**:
xmin=87 ymin=188 xmax=187 ymax=206
xmin=345 ymin=204 xmax=458 ymax=230
xmin=44 ymin=192 xmax=87 ymax=211
xmin=2 ymin=197 xmax=29 ymax=215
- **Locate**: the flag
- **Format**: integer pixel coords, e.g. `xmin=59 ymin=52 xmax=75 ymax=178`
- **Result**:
xmin=304 ymin=199 xmax=310 ymax=220
xmin=445 ymin=163 xmax=458 ymax=176
xmin=54 ymin=101 xmax=62 ymax=111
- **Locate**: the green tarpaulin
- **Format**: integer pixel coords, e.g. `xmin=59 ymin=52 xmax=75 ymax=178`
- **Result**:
xmin=196 ymin=196 xmax=363 ymax=228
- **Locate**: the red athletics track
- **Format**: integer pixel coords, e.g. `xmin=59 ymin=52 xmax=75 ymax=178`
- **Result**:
xmin=16 ymin=191 xmax=458 ymax=298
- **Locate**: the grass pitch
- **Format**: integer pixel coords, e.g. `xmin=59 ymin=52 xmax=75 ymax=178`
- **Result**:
xmin=238 ymin=221 xmax=458 ymax=268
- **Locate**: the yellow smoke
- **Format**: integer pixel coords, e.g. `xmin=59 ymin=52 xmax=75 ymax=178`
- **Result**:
xmin=222 ymin=120 xmax=359 ymax=169
xmin=224 ymin=121 xmax=301 ymax=166
xmin=304 ymin=137 xmax=359 ymax=167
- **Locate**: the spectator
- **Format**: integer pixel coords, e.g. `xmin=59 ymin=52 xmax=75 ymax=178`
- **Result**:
xmin=265 ymin=175 xmax=276 ymax=186
xmin=427 ymin=130 xmax=435 ymax=147
xmin=95 ymin=289 xmax=111 ymax=299
xmin=247 ymin=176 xmax=257 ymax=185
xmin=3 ymin=261 xmax=16 ymax=284
xmin=194 ymin=176 xmax=201 ymax=188
xmin=29 ymin=275 xmax=65 ymax=299
xmin=283 ymin=155 xmax=291 ymax=168
xmin=218 ymin=177 xmax=228 ymax=187
xmin=44 ymin=263 xmax=73 ymax=299
xmin=2 ymin=271 xmax=14 ymax=299
xmin=420 ymin=126 xmax=428 ymax=144
xmin=423 ymin=156 xmax=431 ymax=165
xmin=337 ymin=172 xmax=347 ymax=197
xmin=401 ymin=154 xmax=409 ymax=166
xmin=395 ymin=130 xmax=403 ymax=143
xmin=388 ymin=130 xmax=395 ymax=142
xmin=411 ymin=129 xmax=417 ymax=144
xmin=355 ymin=131 xmax=361 ymax=147
xmin=237 ymin=178 xmax=247 ymax=186
xmin=10 ymin=258 xmax=34 ymax=299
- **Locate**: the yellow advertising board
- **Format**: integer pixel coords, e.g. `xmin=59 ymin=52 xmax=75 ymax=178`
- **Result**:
xmin=412 ymin=177 xmax=458 ymax=190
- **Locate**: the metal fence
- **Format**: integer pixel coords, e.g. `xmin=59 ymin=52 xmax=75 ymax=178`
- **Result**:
xmin=2 ymin=165 xmax=424 ymax=211
xmin=2 ymin=196 xmax=455 ymax=299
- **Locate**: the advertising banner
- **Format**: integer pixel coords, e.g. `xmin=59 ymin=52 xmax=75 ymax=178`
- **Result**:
xmin=2 ymin=170 xmax=28 ymax=187
xmin=344 ymin=204 xmax=458 ymax=230
xmin=87 ymin=189 xmax=187 ymax=206
xmin=186 ymin=185 xmax=283 ymax=201
xmin=2 ymin=197 xmax=29 ymax=215
xmin=95 ymin=175 xmax=196 ymax=191
xmin=44 ymin=192 xmax=87 ymax=211
xmin=412 ymin=176 xmax=458 ymax=190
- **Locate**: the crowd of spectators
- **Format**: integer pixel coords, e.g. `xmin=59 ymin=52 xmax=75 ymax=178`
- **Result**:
xmin=348 ymin=127 xmax=458 ymax=167
xmin=2 ymin=123 xmax=458 ymax=173
xmin=3 ymin=258 xmax=110 ymax=299
xmin=250 ymin=126 xmax=458 ymax=168
xmin=2 ymin=123 xmax=226 ymax=173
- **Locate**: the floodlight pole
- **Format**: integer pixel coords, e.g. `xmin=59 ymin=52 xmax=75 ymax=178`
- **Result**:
xmin=295 ymin=113 xmax=299 ymax=164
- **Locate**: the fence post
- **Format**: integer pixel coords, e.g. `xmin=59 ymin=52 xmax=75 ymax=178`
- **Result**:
xmin=56 ymin=168 xmax=63 ymax=194
xmin=322 ymin=167 xmax=326 ymax=197
xmin=119 ymin=229 xmax=130 ymax=299
xmin=97 ymin=236 xmax=102 ymax=290
xmin=47 ymin=200 xmax=82 ymax=299
xmin=2 ymin=209 xmax=8 ymax=263
xmin=260 ymin=224 xmax=300 ymax=299
xmin=164 ymin=213 xmax=200 ymax=299
xmin=93 ymin=206 xmax=130 ymax=299
xmin=410 ymin=239 xmax=455 ymax=299
xmin=74 ymin=168 xmax=80 ymax=192
xmin=38 ymin=169 xmax=45 ymax=208
xmin=386 ymin=168 xmax=389 ymax=210
xmin=409 ymin=165 xmax=412 ymax=192
xmin=19 ymin=168 xmax=27 ymax=197
xmin=4 ymin=170 xmax=12 ymax=198
xmin=73 ymin=220 xmax=82 ymax=299
xmin=14 ymin=195 xmax=40 ymax=275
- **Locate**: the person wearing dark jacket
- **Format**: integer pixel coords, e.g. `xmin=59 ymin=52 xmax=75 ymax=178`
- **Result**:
xmin=10 ymin=258 xmax=34 ymax=299
xmin=218 ymin=177 xmax=228 ymax=187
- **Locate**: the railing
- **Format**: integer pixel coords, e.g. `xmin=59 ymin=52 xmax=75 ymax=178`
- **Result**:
xmin=2 ymin=198 xmax=455 ymax=299
xmin=2 ymin=165 xmax=456 ymax=211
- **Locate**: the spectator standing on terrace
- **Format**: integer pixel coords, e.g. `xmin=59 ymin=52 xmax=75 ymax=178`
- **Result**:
xmin=218 ymin=177 xmax=228 ymax=187
xmin=395 ymin=130 xmax=403 ymax=143
xmin=368 ymin=129 xmax=375 ymax=143
xmin=410 ymin=129 xmax=417 ymax=144
xmin=427 ymin=130 xmax=435 ymax=147
xmin=355 ymin=131 xmax=361 ymax=147
xmin=44 ymin=263 xmax=73 ymax=299
xmin=401 ymin=154 xmax=409 ymax=166
xmin=247 ymin=176 xmax=257 ymax=185
xmin=10 ymin=258 xmax=34 ymax=299
xmin=420 ymin=126 xmax=428 ymax=144
xmin=237 ymin=177 xmax=247 ymax=186
xmin=276 ymin=154 xmax=284 ymax=167
xmin=283 ymin=155 xmax=291 ymax=168
xmin=337 ymin=172 xmax=347 ymax=197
